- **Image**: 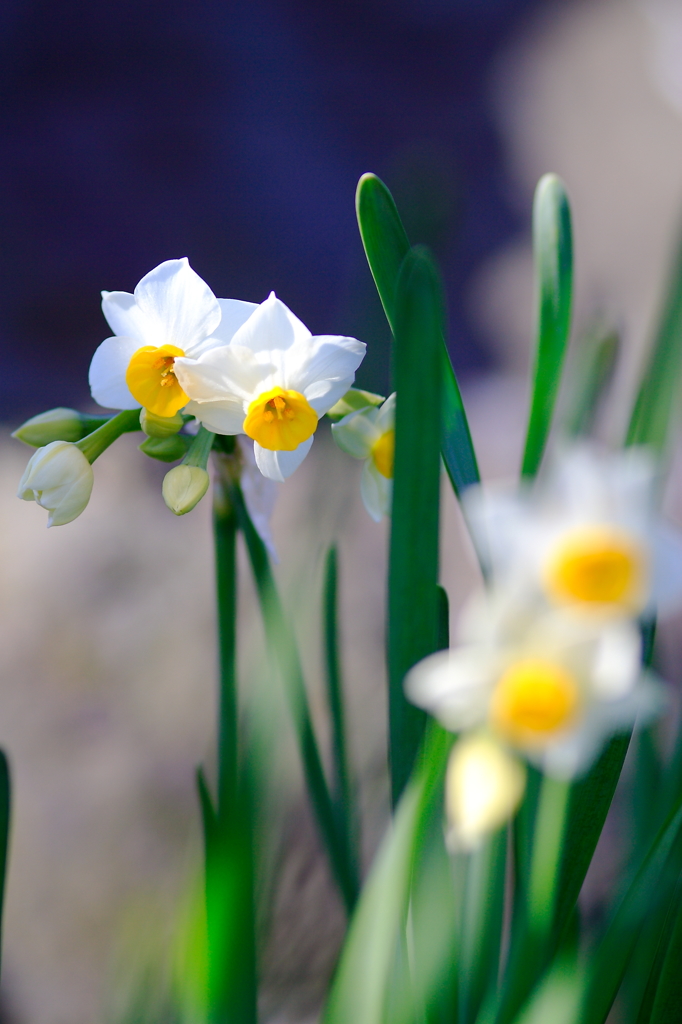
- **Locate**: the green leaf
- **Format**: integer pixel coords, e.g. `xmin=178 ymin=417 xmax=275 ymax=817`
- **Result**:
xmin=355 ymin=172 xmax=480 ymax=499
xmin=579 ymin=798 xmax=682 ymax=1024
xmin=196 ymin=765 xmax=218 ymax=852
xmin=563 ymin=322 xmax=619 ymax=438
xmin=323 ymin=546 xmax=359 ymax=893
xmin=230 ymin=484 xmax=359 ymax=912
xmin=459 ymin=829 xmax=507 ymax=1024
xmin=626 ymin=224 xmax=682 ymax=451
xmin=647 ymin=874 xmax=682 ymax=1024
xmin=521 ymin=173 xmax=573 ymax=478
xmin=553 ymin=732 xmax=631 ymax=939
xmin=388 ymin=246 xmax=444 ymax=803
xmin=322 ymin=724 xmax=452 ymax=1024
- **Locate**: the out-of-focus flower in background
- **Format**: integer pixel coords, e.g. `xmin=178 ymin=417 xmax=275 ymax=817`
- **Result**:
xmin=331 ymin=393 xmax=395 ymax=521
xmin=444 ymin=731 xmax=526 ymax=851
xmin=406 ymin=594 xmax=660 ymax=779
xmin=465 ymin=445 xmax=682 ymax=619
xmin=17 ymin=440 xmax=94 ymax=527
xmin=175 ymin=292 xmax=366 ymax=482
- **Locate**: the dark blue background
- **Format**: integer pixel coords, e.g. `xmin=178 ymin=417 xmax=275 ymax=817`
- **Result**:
xmin=0 ymin=0 xmax=548 ymax=418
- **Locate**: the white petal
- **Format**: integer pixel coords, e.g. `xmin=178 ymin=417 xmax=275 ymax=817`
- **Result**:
xmin=253 ymin=436 xmax=314 ymax=482
xmin=592 ymin=622 xmax=642 ymax=698
xmin=133 ymin=258 xmax=221 ymax=353
xmin=289 ymin=335 xmax=367 ymax=414
xmin=237 ymin=437 xmax=279 ymax=561
xmin=18 ymin=442 xmax=94 ymax=527
xmin=404 ymin=648 xmax=494 ymax=732
xmin=192 ymin=298 xmax=259 ymax=353
xmin=446 ymin=734 xmax=526 ymax=851
xmin=88 ymin=336 xmax=142 ymax=410
xmin=185 ymin=399 xmax=245 ymax=435
xmin=174 ymin=345 xmax=274 ymax=404
xmin=375 ymin=392 xmax=396 ymax=431
xmin=331 ymin=408 xmax=379 ymax=459
xmin=230 ymin=292 xmax=312 ymax=353
xmin=101 ymin=291 xmax=159 ymax=346
xmin=360 ymin=460 xmax=392 ymax=522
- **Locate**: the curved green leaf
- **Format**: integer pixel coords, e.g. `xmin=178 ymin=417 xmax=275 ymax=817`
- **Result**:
xmin=521 ymin=174 xmax=573 ymax=478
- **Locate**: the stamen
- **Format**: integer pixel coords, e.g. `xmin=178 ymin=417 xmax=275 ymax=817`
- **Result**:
xmin=244 ymin=387 xmax=318 ymax=451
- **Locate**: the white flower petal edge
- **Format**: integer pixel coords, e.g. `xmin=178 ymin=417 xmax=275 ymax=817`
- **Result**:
xmin=237 ymin=437 xmax=279 ymax=561
xmin=91 ymin=258 xmax=229 ymax=411
xmin=18 ymin=441 xmax=94 ymax=527
xmin=331 ymin=406 xmax=380 ymax=459
xmin=254 ymin=437 xmax=314 ymax=482
xmin=360 ymin=461 xmax=392 ymax=522
xmin=89 ymin=335 xmax=144 ymax=410
xmin=446 ymin=733 xmax=526 ymax=851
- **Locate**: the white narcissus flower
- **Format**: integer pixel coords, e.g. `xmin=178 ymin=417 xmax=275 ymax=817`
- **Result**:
xmin=172 ymin=292 xmax=366 ymax=482
xmin=405 ymin=593 xmax=663 ymax=779
xmin=18 ymin=441 xmax=94 ymax=527
xmin=445 ymin=733 xmax=526 ymax=851
xmin=465 ymin=444 xmax=682 ymax=620
xmin=331 ymin=393 xmax=395 ymax=521
xmin=88 ymin=258 xmax=257 ymax=418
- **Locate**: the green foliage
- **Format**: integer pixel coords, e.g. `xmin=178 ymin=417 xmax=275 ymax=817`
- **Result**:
xmin=521 ymin=174 xmax=573 ymax=478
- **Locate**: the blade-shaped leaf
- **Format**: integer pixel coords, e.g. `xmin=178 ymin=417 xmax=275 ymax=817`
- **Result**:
xmin=521 ymin=173 xmax=573 ymax=478
xmin=388 ymin=246 xmax=444 ymax=803
xmin=626 ymin=223 xmax=682 ymax=451
xmin=322 ymin=724 xmax=452 ymax=1024
xmin=355 ymin=172 xmax=480 ymax=498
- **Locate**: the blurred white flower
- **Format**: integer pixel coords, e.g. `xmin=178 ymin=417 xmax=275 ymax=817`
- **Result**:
xmin=18 ymin=441 xmax=94 ymax=527
xmin=173 ymin=292 xmax=366 ymax=482
xmin=445 ymin=732 xmax=526 ymax=851
xmin=406 ymin=593 xmax=661 ymax=778
xmin=331 ymin=393 xmax=395 ymax=521
xmin=89 ymin=258 xmax=257 ymax=418
xmin=465 ymin=444 xmax=682 ymax=619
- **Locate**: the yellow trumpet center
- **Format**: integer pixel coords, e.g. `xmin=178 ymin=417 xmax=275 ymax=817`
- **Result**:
xmin=243 ymin=387 xmax=318 ymax=451
xmin=543 ymin=525 xmax=646 ymax=610
xmin=490 ymin=658 xmax=580 ymax=749
xmin=126 ymin=345 xmax=188 ymax=418
xmin=371 ymin=429 xmax=395 ymax=479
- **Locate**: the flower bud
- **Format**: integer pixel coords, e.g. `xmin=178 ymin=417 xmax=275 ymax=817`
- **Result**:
xmin=139 ymin=435 xmax=189 ymax=463
xmin=12 ymin=408 xmax=94 ymax=447
xmin=445 ymin=733 xmax=526 ymax=851
xmin=326 ymin=388 xmax=385 ymax=423
xmin=17 ymin=441 xmax=94 ymax=527
xmin=139 ymin=408 xmax=185 ymax=438
xmin=162 ymin=465 xmax=209 ymax=515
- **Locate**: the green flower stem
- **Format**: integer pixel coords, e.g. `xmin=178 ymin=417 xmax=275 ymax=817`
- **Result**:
xmin=323 ymin=546 xmax=359 ymax=895
xmin=76 ymin=408 xmax=142 ymax=463
xmin=458 ymin=828 xmax=507 ymax=1024
xmin=229 ymin=481 xmax=359 ymax=913
xmin=527 ymin=775 xmax=572 ymax=936
xmin=213 ymin=475 xmax=238 ymax=817
xmin=184 ymin=425 xmax=216 ymax=469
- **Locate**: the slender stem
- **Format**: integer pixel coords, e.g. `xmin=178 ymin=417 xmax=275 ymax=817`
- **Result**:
xmin=213 ymin=476 xmax=238 ymax=817
xmin=185 ymin=426 xmax=216 ymax=469
xmin=527 ymin=775 xmax=571 ymax=936
xmin=324 ymin=547 xmax=358 ymax=883
xmin=230 ymin=480 xmax=359 ymax=912
xmin=76 ymin=408 xmax=141 ymax=462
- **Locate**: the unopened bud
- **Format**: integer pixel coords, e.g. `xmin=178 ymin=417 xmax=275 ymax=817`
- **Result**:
xmin=139 ymin=435 xmax=189 ymax=463
xmin=17 ymin=441 xmax=94 ymax=527
xmin=326 ymin=388 xmax=385 ymax=423
xmin=162 ymin=465 xmax=209 ymax=515
xmin=445 ymin=733 xmax=526 ymax=851
xmin=12 ymin=408 xmax=103 ymax=447
xmin=140 ymin=408 xmax=185 ymax=438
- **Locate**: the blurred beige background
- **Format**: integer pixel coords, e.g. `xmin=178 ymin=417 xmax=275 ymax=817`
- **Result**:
xmin=6 ymin=0 xmax=682 ymax=1020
